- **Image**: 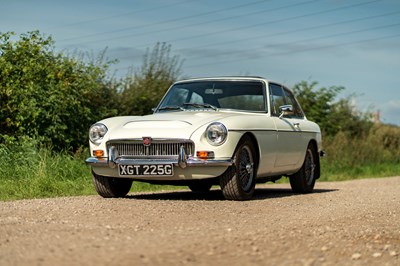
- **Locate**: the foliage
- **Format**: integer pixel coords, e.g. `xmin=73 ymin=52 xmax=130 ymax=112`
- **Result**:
xmin=0 ymin=141 xmax=93 ymax=200
xmin=292 ymin=81 xmax=373 ymax=137
xmin=119 ymin=42 xmax=183 ymax=115
xmin=291 ymin=81 xmax=399 ymax=179
xmin=0 ymin=142 xmax=183 ymax=201
xmin=323 ymin=124 xmax=400 ymax=166
xmin=0 ymin=31 xmax=118 ymax=150
xmin=320 ymin=123 xmax=400 ymax=181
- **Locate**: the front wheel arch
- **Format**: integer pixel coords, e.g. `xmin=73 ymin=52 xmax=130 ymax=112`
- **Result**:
xmin=219 ymin=135 xmax=259 ymax=200
xmin=237 ymin=133 xmax=260 ymax=174
xmin=92 ymin=170 xmax=132 ymax=198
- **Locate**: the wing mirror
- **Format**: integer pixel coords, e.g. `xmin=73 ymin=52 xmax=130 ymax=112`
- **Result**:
xmin=279 ymin=105 xmax=294 ymax=118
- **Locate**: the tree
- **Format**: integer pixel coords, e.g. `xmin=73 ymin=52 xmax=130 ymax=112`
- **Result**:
xmin=292 ymin=81 xmax=372 ymax=137
xmin=0 ymin=31 xmax=118 ymax=150
xmin=119 ymin=42 xmax=184 ymax=115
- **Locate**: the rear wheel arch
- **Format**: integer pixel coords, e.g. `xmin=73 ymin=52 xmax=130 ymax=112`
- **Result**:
xmin=289 ymin=141 xmax=319 ymax=193
xmin=307 ymin=139 xmax=320 ymax=179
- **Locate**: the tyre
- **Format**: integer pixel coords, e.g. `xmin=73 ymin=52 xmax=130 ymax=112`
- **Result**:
xmin=188 ymin=181 xmax=213 ymax=193
xmin=92 ymin=171 xmax=132 ymax=198
xmin=289 ymin=143 xmax=318 ymax=193
xmin=219 ymin=136 xmax=257 ymax=200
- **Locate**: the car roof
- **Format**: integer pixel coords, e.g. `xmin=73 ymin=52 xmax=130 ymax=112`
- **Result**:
xmin=173 ymin=76 xmax=283 ymax=87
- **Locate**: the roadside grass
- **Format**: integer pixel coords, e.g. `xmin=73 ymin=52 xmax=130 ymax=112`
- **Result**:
xmin=274 ymin=161 xmax=400 ymax=184
xmin=1 ymin=149 xmax=399 ymax=201
xmin=0 ymin=145 xmax=183 ymax=201
xmin=320 ymin=161 xmax=400 ymax=182
xmin=0 ymin=145 xmax=93 ymax=201
xmin=1 ymin=125 xmax=400 ymax=201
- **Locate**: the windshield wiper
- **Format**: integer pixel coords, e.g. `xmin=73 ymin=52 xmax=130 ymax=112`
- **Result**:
xmin=158 ymin=105 xmax=184 ymax=111
xmin=182 ymin=103 xmax=218 ymax=111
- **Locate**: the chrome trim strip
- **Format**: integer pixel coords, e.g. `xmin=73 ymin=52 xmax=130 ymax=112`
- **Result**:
xmin=85 ymin=157 xmax=108 ymax=166
xmin=107 ymin=138 xmax=195 ymax=143
xmin=116 ymin=158 xmax=177 ymax=165
xmin=178 ymin=145 xmax=187 ymax=168
xmin=108 ymin=146 xmax=118 ymax=168
xmin=85 ymin=157 xmax=233 ymax=167
xmin=186 ymin=158 xmax=233 ymax=166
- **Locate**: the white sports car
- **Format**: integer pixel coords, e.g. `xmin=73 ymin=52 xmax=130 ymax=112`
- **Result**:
xmin=86 ymin=76 xmax=323 ymax=200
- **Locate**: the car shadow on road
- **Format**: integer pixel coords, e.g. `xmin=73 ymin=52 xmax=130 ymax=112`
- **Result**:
xmin=126 ymin=187 xmax=338 ymax=201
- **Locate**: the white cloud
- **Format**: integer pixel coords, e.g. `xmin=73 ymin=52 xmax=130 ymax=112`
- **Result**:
xmin=388 ymin=100 xmax=400 ymax=110
xmin=380 ymin=100 xmax=400 ymax=125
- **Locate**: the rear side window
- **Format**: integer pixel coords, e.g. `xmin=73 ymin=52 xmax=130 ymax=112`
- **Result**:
xmin=283 ymin=87 xmax=304 ymax=118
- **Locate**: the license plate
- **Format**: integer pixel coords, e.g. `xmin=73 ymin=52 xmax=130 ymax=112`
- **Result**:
xmin=118 ymin=164 xmax=173 ymax=176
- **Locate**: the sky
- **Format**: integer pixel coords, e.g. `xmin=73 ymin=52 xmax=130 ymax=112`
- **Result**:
xmin=1 ymin=0 xmax=400 ymax=125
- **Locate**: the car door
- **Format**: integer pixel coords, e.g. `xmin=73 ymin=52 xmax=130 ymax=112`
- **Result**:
xmin=269 ymin=83 xmax=304 ymax=167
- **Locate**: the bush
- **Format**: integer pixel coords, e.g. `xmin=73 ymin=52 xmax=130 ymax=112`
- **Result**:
xmin=321 ymin=124 xmax=400 ymax=180
xmin=0 ymin=31 xmax=118 ymax=150
xmin=119 ymin=42 xmax=183 ymax=115
xmin=292 ymin=81 xmax=373 ymax=137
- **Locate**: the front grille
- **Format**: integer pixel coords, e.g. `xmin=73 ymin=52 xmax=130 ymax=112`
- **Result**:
xmin=107 ymin=140 xmax=194 ymax=157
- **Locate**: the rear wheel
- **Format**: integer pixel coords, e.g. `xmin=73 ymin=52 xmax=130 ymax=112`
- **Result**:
xmin=92 ymin=171 xmax=132 ymax=198
xmin=289 ymin=143 xmax=318 ymax=193
xmin=219 ymin=136 xmax=257 ymax=200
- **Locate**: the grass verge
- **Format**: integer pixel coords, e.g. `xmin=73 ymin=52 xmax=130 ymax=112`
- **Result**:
xmin=1 ymin=140 xmax=399 ymax=201
xmin=320 ymin=161 xmax=400 ymax=182
xmin=0 ymin=145 xmax=184 ymax=201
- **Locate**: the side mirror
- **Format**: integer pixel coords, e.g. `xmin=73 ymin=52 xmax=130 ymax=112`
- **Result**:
xmin=278 ymin=105 xmax=294 ymax=118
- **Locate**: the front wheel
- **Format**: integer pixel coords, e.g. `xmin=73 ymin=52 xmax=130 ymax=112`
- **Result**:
xmin=219 ymin=136 xmax=257 ymax=200
xmin=92 ymin=171 xmax=133 ymax=198
xmin=289 ymin=143 xmax=318 ymax=193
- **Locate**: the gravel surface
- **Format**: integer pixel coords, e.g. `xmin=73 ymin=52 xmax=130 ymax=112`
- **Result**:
xmin=1 ymin=177 xmax=399 ymax=266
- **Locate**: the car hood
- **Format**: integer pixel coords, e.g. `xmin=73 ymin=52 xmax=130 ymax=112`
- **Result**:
xmin=102 ymin=111 xmax=237 ymax=140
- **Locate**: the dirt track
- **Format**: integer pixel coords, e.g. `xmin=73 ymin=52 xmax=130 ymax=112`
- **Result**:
xmin=1 ymin=177 xmax=399 ymax=266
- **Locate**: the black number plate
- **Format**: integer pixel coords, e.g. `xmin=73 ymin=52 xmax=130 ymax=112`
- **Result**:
xmin=118 ymin=164 xmax=173 ymax=176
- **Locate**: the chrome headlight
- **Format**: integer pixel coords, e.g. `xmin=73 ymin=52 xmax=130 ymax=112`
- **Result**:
xmin=89 ymin=123 xmax=108 ymax=145
xmin=206 ymin=122 xmax=227 ymax=146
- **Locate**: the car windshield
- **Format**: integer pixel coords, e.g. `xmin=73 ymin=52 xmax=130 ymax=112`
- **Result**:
xmin=157 ymin=80 xmax=266 ymax=112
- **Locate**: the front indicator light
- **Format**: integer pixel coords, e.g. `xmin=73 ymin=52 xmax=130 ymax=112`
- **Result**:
xmin=197 ymin=151 xmax=215 ymax=159
xmin=93 ymin=150 xmax=104 ymax=157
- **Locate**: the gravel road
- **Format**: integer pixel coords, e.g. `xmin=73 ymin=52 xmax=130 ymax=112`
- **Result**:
xmin=1 ymin=177 xmax=399 ymax=266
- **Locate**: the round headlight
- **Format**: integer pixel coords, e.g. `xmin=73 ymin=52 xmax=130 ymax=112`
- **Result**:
xmin=206 ymin=122 xmax=227 ymax=146
xmin=89 ymin=123 xmax=108 ymax=144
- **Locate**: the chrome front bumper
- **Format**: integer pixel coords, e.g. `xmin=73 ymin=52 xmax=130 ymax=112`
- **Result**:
xmin=86 ymin=146 xmax=233 ymax=169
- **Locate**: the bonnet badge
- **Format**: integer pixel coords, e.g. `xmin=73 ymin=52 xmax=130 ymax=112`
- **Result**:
xmin=143 ymin=137 xmax=152 ymax=146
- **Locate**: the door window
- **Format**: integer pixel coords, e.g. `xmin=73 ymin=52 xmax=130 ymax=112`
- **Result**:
xmin=269 ymin=84 xmax=286 ymax=116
